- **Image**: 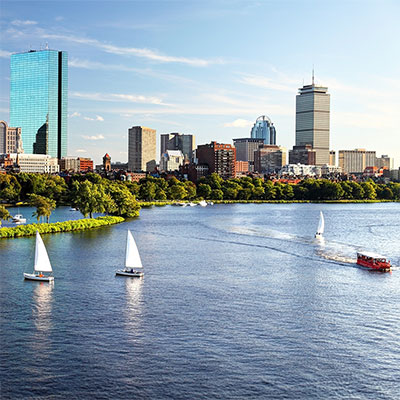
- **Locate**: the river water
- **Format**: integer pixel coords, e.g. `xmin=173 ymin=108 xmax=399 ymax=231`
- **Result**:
xmin=1 ymin=203 xmax=399 ymax=399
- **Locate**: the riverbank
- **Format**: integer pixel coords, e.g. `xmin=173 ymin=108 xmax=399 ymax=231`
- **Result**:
xmin=0 ymin=216 xmax=124 ymax=239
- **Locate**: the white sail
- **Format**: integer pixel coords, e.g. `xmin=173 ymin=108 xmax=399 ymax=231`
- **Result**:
xmin=34 ymin=232 xmax=52 ymax=272
xmin=125 ymin=230 xmax=143 ymax=269
xmin=317 ymin=211 xmax=325 ymax=235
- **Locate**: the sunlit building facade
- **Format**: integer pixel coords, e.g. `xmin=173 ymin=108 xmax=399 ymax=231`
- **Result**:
xmin=295 ymin=81 xmax=330 ymax=166
xmin=10 ymin=49 xmax=68 ymax=159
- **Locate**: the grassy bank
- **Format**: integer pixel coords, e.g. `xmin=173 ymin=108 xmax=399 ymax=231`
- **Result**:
xmin=0 ymin=216 xmax=125 ymax=239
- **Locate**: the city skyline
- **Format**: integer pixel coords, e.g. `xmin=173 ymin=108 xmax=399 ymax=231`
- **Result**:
xmin=0 ymin=1 xmax=399 ymax=166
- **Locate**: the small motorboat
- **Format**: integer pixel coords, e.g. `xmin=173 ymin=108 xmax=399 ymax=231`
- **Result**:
xmin=357 ymin=252 xmax=391 ymax=272
xmin=189 ymin=202 xmax=197 ymax=207
xmin=116 ymin=230 xmax=144 ymax=278
xmin=69 ymin=207 xmax=78 ymax=211
xmin=198 ymin=200 xmax=207 ymax=207
xmin=24 ymin=231 xmax=54 ymax=282
xmin=12 ymin=214 xmax=26 ymax=224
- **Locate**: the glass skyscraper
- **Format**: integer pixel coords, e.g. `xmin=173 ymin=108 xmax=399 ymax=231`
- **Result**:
xmin=250 ymin=116 xmax=276 ymax=145
xmin=10 ymin=49 xmax=68 ymax=159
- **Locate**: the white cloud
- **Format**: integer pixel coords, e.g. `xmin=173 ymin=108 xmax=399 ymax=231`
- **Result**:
xmin=83 ymin=115 xmax=104 ymax=122
xmin=239 ymin=73 xmax=295 ymax=92
xmin=75 ymin=149 xmax=87 ymax=153
xmin=82 ymin=134 xmax=105 ymax=140
xmin=0 ymin=49 xmax=12 ymax=58
xmin=41 ymin=33 xmax=222 ymax=66
xmin=223 ymin=119 xmax=253 ymax=128
xmin=70 ymin=91 xmax=168 ymax=105
xmin=11 ymin=20 xmax=38 ymax=26
xmin=69 ymin=112 xmax=81 ymax=118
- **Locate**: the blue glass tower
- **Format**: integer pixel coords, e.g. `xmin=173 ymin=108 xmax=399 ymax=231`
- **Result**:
xmin=250 ymin=115 xmax=276 ymax=145
xmin=10 ymin=49 xmax=68 ymax=159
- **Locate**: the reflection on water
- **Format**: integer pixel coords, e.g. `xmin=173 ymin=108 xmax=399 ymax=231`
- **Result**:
xmin=123 ymin=278 xmax=143 ymax=341
xmin=31 ymin=282 xmax=54 ymax=352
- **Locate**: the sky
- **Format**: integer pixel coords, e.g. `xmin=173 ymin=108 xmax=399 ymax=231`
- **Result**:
xmin=1 ymin=0 xmax=399 ymax=166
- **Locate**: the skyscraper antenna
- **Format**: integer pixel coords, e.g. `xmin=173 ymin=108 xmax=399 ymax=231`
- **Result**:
xmin=312 ymin=65 xmax=315 ymax=85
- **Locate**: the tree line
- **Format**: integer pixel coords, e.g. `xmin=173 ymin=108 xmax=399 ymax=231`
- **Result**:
xmin=1 ymin=173 xmax=400 ymax=224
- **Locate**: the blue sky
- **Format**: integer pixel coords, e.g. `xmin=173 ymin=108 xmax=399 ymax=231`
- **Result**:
xmin=1 ymin=0 xmax=399 ymax=166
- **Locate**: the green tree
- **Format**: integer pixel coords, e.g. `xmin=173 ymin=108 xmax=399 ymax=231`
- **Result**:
xmin=361 ymin=182 xmax=377 ymax=200
xmin=71 ymin=180 xmax=114 ymax=218
xmin=197 ymin=183 xmax=212 ymax=199
xmin=170 ymin=184 xmax=188 ymax=200
xmin=139 ymin=181 xmax=157 ymax=201
xmin=29 ymin=194 xmax=56 ymax=223
xmin=210 ymin=188 xmax=223 ymax=200
xmin=0 ymin=205 xmax=11 ymax=226
xmin=183 ymin=181 xmax=197 ymax=199
xmin=108 ymin=184 xmax=140 ymax=217
xmin=0 ymin=175 xmax=21 ymax=202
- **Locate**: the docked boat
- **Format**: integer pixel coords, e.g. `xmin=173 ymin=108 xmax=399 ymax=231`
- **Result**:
xmin=24 ymin=231 xmax=54 ymax=282
xmin=357 ymin=252 xmax=391 ymax=272
xmin=12 ymin=213 xmax=26 ymax=224
xmin=315 ymin=211 xmax=324 ymax=239
xmin=189 ymin=202 xmax=197 ymax=207
xmin=198 ymin=200 xmax=207 ymax=207
xmin=177 ymin=202 xmax=187 ymax=207
xmin=116 ymin=230 xmax=144 ymax=277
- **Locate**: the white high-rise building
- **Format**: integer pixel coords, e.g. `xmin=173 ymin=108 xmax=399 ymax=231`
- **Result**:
xmin=295 ymin=77 xmax=330 ymax=166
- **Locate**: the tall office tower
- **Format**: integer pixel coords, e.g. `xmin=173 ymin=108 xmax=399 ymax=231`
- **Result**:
xmin=338 ymin=149 xmax=376 ymax=173
xmin=196 ymin=141 xmax=236 ymax=179
xmin=250 ymin=116 xmax=276 ymax=145
xmin=233 ymin=138 xmax=264 ymax=171
xmin=128 ymin=126 xmax=156 ymax=172
xmin=295 ymin=77 xmax=330 ymax=166
xmin=160 ymin=132 xmax=195 ymax=161
xmin=0 ymin=120 xmax=24 ymax=154
xmin=10 ymin=49 xmax=68 ymax=159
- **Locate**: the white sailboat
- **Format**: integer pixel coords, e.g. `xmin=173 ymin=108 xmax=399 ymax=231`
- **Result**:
xmin=116 ymin=230 xmax=144 ymax=277
xmin=315 ymin=211 xmax=325 ymax=239
xmin=24 ymin=231 xmax=54 ymax=282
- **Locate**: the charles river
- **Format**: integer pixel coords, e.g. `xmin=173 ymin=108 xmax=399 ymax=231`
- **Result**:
xmin=1 ymin=203 xmax=399 ymax=399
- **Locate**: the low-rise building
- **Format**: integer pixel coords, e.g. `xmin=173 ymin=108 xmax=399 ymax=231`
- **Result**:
xmin=160 ymin=149 xmax=184 ymax=172
xmin=338 ymin=149 xmax=376 ymax=173
xmin=254 ymin=145 xmax=286 ymax=173
xmin=8 ymin=153 xmax=59 ymax=173
xmin=279 ymin=163 xmax=317 ymax=177
xmin=0 ymin=121 xmax=24 ymax=154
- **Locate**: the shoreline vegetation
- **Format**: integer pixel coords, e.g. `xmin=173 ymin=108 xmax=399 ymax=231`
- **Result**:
xmin=1 ymin=172 xmax=400 ymax=236
xmin=0 ymin=216 xmax=124 ymax=239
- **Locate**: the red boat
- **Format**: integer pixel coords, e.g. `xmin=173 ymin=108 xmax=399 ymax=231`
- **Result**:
xmin=356 ymin=252 xmax=391 ymax=272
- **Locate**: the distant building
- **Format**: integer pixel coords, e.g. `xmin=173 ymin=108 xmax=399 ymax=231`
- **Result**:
xmin=280 ymin=163 xmax=317 ymax=177
xmin=338 ymin=149 xmax=376 ymax=173
xmin=196 ymin=141 xmax=236 ymax=179
xmin=160 ymin=150 xmax=184 ymax=172
xmin=295 ymin=78 xmax=330 ymax=166
xmin=0 ymin=121 xmax=24 ymax=154
xmin=110 ymin=161 xmax=128 ymax=170
xmin=329 ymin=150 xmax=336 ymax=166
xmin=128 ymin=126 xmax=156 ymax=172
xmin=321 ymin=164 xmax=342 ymax=175
xmin=59 ymin=156 xmax=93 ymax=172
xmin=254 ymin=145 xmax=286 ymax=173
xmin=10 ymin=49 xmax=68 ymax=159
xmin=376 ymin=155 xmax=393 ymax=170
xmin=103 ymin=153 xmax=111 ymax=171
xmin=7 ymin=153 xmax=59 ymax=173
xmin=160 ymin=133 xmax=195 ymax=162
xmin=289 ymin=145 xmax=316 ymax=165
xmin=390 ymin=168 xmax=400 ymax=182
xmin=250 ymin=116 xmax=276 ymax=145
xmin=235 ymin=161 xmax=249 ymax=174
xmin=233 ymin=138 xmax=264 ymax=171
